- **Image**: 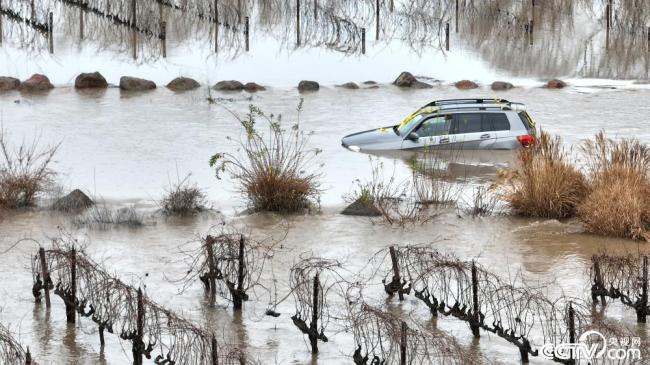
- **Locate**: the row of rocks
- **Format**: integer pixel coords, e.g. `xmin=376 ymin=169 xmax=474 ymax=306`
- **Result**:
xmin=393 ymin=71 xmax=567 ymax=90
xmin=0 ymin=71 xmax=568 ymax=94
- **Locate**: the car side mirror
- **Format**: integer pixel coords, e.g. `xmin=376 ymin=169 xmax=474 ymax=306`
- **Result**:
xmin=407 ymin=132 xmax=419 ymax=141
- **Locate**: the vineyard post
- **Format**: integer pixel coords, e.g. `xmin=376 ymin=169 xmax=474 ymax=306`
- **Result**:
xmin=309 ymin=273 xmax=320 ymax=354
xmin=48 ymin=12 xmax=53 ymax=54
xmin=639 ymin=256 xmax=648 ymax=323
xmin=79 ymin=5 xmax=84 ymax=41
xmin=233 ymin=235 xmax=246 ymax=310
xmin=65 ymin=247 xmax=77 ymax=324
xmin=605 ymin=1 xmax=610 ymax=48
xmin=314 ymin=0 xmax=317 ymax=20
xmin=445 ymin=22 xmax=450 ymax=51
xmin=375 ymin=0 xmax=379 ymax=40
xmin=206 ymin=236 xmax=217 ymax=304
xmin=400 ymin=321 xmax=407 ymax=365
xmin=160 ymin=20 xmax=166 ymax=57
xmin=131 ymin=0 xmax=136 ymax=59
xmin=25 ymin=347 xmax=32 ymax=364
xmin=0 ymin=0 xmax=3 ymax=46
xmin=529 ymin=20 xmax=533 ymax=46
xmin=361 ymin=28 xmax=366 ymax=54
xmin=214 ymin=0 xmax=218 ymax=52
xmin=39 ymin=247 xmax=51 ymax=308
xmin=455 ymin=0 xmax=459 ymax=32
xmin=296 ymin=0 xmax=301 ymax=46
xmin=647 ymin=27 xmax=649 ymax=51
xmin=244 ymin=16 xmax=249 ymax=51
xmin=389 ymin=246 xmax=404 ymax=301
xmin=211 ymin=334 xmax=218 ymax=365
xmin=133 ymin=288 xmax=145 ymax=365
xmin=592 ymin=257 xmax=606 ymax=306
xmin=568 ymin=303 xmax=576 ymax=364
xmin=471 ymin=261 xmax=480 ymax=338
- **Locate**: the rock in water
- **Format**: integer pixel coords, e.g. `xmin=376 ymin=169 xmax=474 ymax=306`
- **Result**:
xmin=75 ymin=72 xmax=108 ymax=89
xmin=337 ymin=82 xmax=360 ymax=89
xmin=0 ymin=77 xmax=20 ymax=91
xmin=341 ymin=198 xmax=382 ymax=217
xmin=213 ymin=80 xmax=244 ymax=91
xmin=545 ymin=79 xmax=567 ymax=89
xmin=243 ymin=82 xmax=266 ymax=92
xmin=119 ymin=76 xmax=156 ymax=91
xmin=298 ymin=80 xmax=320 ymax=92
xmin=53 ymin=189 xmax=94 ymax=212
xmin=166 ymin=77 xmax=200 ymax=91
xmin=18 ymin=74 xmax=54 ymax=92
xmin=491 ymin=81 xmax=514 ymax=91
xmin=393 ymin=72 xmax=432 ymax=89
xmin=455 ymin=80 xmax=479 ymax=89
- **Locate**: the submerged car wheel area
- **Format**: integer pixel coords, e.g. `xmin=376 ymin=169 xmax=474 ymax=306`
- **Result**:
xmin=341 ymin=98 xmax=536 ymax=152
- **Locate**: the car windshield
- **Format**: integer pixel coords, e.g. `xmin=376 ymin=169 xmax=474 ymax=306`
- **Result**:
xmin=397 ymin=114 xmax=425 ymax=135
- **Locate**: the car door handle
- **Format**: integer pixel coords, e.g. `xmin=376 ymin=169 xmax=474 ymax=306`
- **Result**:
xmin=439 ymin=137 xmax=450 ymax=144
xmin=480 ymin=133 xmax=491 ymax=139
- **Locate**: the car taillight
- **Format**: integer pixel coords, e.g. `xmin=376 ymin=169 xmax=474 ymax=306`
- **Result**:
xmin=517 ymin=134 xmax=535 ymax=147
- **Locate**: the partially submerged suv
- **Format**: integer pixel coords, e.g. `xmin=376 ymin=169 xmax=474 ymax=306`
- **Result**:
xmin=341 ymin=99 xmax=536 ymax=151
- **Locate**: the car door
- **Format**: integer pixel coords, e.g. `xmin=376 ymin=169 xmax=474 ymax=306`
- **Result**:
xmin=485 ymin=112 xmax=513 ymax=149
xmin=401 ymin=115 xmax=452 ymax=150
xmin=449 ymin=113 xmax=497 ymax=149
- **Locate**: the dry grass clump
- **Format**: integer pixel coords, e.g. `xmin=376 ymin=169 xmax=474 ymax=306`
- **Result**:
xmin=501 ymin=131 xmax=586 ymax=219
xmin=160 ymin=174 xmax=206 ymax=216
xmin=0 ymin=131 xmax=60 ymax=209
xmin=73 ymin=204 xmax=144 ymax=229
xmin=209 ymin=102 xmax=322 ymax=213
xmin=578 ymin=132 xmax=650 ymax=240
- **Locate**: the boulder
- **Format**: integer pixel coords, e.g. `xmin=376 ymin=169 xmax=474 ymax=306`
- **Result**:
xmin=0 ymin=77 xmax=20 ymax=91
xmin=18 ymin=74 xmax=54 ymax=92
xmin=166 ymin=77 xmax=200 ymax=91
xmin=337 ymin=82 xmax=360 ymax=90
xmin=491 ymin=81 xmax=514 ymax=91
xmin=455 ymin=80 xmax=479 ymax=90
xmin=363 ymin=81 xmax=378 ymax=85
xmin=213 ymin=80 xmax=244 ymax=91
xmin=75 ymin=72 xmax=108 ymax=89
xmin=341 ymin=198 xmax=382 ymax=217
xmin=243 ymin=82 xmax=266 ymax=92
xmin=298 ymin=80 xmax=320 ymax=92
xmin=545 ymin=79 xmax=567 ymax=89
xmin=393 ymin=72 xmax=432 ymax=89
xmin=119 ymin=76 xmax=156 ymax=91
xmin=53 ymin=189 xmax=94 ymax=212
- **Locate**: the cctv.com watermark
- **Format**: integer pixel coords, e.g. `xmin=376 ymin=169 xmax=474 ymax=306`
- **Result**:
xmin=541 ymin=331 xmax=642 ymax=362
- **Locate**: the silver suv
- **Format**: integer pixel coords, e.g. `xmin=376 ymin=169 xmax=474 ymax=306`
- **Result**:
xmin=341 ymin=99 xmax=536 ymax=151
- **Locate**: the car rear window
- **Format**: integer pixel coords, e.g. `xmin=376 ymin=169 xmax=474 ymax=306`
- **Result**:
xmin=451 ymin=113 xmax=510 ymax=134
xmin=518 ymin=111 xmax=535 ymax=132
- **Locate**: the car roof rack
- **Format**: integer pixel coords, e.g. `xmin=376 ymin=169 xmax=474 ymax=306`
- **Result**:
xmin=416 ymin=99 xmax=526 ymax=112
xmin=427 ymin=98 xmax=511 ymax=106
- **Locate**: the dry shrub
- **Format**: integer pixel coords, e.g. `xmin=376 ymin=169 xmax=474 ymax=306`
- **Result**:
xmin=160 ymin=174 xmax=206 ymax=216
xmin=209 ymin=102 xmax=322 ymax=213
xmin=73 ymin=204 xmax=144 ymax=229
xmin=578 ymin=132 xmax=650 ymax=240
xmin=0 ymin=131 xmax=60 ymax=208
xmin=501 ymin=131 xmax=586 ymax=218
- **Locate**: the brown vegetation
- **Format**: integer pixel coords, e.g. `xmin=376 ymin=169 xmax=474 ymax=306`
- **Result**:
xmin=578 ymin=132 xmax=650 ymax=240
xmin=209 ymin=102 xmax=322 ymax=213
xmin=160 ymin=174 xmax=206 ymax=216
xmin=501 ymin=131 xmax=586 ymax=219
xmin=0 ymin=131 xmax=60 ymax=209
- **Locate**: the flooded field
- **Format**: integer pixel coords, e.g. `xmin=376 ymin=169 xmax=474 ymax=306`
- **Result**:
xmin=2 ymin=0 xmax=650 ymax=364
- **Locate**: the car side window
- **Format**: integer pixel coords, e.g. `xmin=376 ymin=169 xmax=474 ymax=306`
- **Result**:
xmin=482 ymin=113 xmax=510 ymax=131
xmin=451 ymin=113 xmax=482 ymax=134
xmin=416 ymin=115 xmax=452 ymax=137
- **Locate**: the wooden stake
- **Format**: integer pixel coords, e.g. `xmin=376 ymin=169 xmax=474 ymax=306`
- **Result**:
xmin=48 ymin=12 xmax=53 ymax=54
xmin=244 ymin=16 xmax=249 ymax=51
xmin=296 ymin=0 xmax=301 ymax=46
xmin=314 ymin=0 xmax=317 ymax=20
xmin=25 ymin=347 xmax=31 ymax=364
xmin=592 ymin=257 xmax=606 ymax=306
xmin=455 ymin=0 xmax=459 ymax=33
xmin=160 ymin=20 xmax=166 ymax=58
xmin=214 ymin=0 xmax=218 ymax=53
xmin=211 ymin=335 xmax=218 ymax=365
xmin=529 ymin=20 xmax=533 ymax=46
xmin=361 ymin=28 xmax=366 ymax=54
xmin=66 ymin=247 xmax=77 ymax=324
xmin=310 ymin=273 xmax=319 ymax=354
xmin=375 ymin=0 xmax=379 ymax=40
xmin=133 ymin=288 xmax=144 ymax=365
xmin=568 ymin=302 xmax=576 ymax=363
xmin=399 ymin=321 xmax=407 ymax=365
xmin=0 ymin=0 xmax=3 ymax=46
xmin=79 ymin=6 xmax=84 ymax=41
xmin=39 ymin=248 xmax=51 ymax=308
xmin=131 ymin=0 xmax=137 ymax=59
xmin=445 ymin=22 xmax=450 ymax=51
xmin=639 ymin=256 xmax=648 ymax=323
xmin=233 ymin=235 xmax=245 ymax=310
xmin=389 ymin=246 xmax=403 ymax=301
xmin=471 ymin=261 xmax=480 ymax=338
xmin=206 ymin=236 xmax=217 ymax=304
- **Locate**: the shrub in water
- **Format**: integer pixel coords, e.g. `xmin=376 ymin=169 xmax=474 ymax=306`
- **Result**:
xmin=501 ymin=131 xmax=586 ymax=219
xmin=160 ymin=174 xmax=206 ymax=216
xmin=209 ymin=102 xmax=322 ymax=213
xmin=578 ymin=132 xmax=650 ymax=240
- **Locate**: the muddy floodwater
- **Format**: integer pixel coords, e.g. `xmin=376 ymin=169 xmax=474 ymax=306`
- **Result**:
xmin=1 ymin=85 xmax=650 ymax=364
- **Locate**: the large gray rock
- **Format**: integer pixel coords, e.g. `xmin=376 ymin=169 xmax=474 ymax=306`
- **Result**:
xmin=243 ymin=82 xmax=266 ymax=92
xmin=18 ymin=74 xmax=54 ymax=92
xmin=298 ymin=80 xmax=320 ymax=92
xmin=213 ymin=80 xmax=244 ymax=91
xmin=75 ymin=72 xmax=108 ymax=89
xmin=545 ymin=79 xmax=567 ymax=89
xmin=119 ymin=76 xmax=156 ymax=91
xmin=0 ymin=77 xmax=20 ymax=91
xmin=341 ymin=198 xmax=382 ymax=217
xmin=491 ymin=81 xmax=514 ymax=91
xmin=393 ymin=72 xmax=432 ymax=89
xmin=167 ymin=77 xmax=200 ymax=91
xmin=53 ymin=189 xmax=94 ymax=212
